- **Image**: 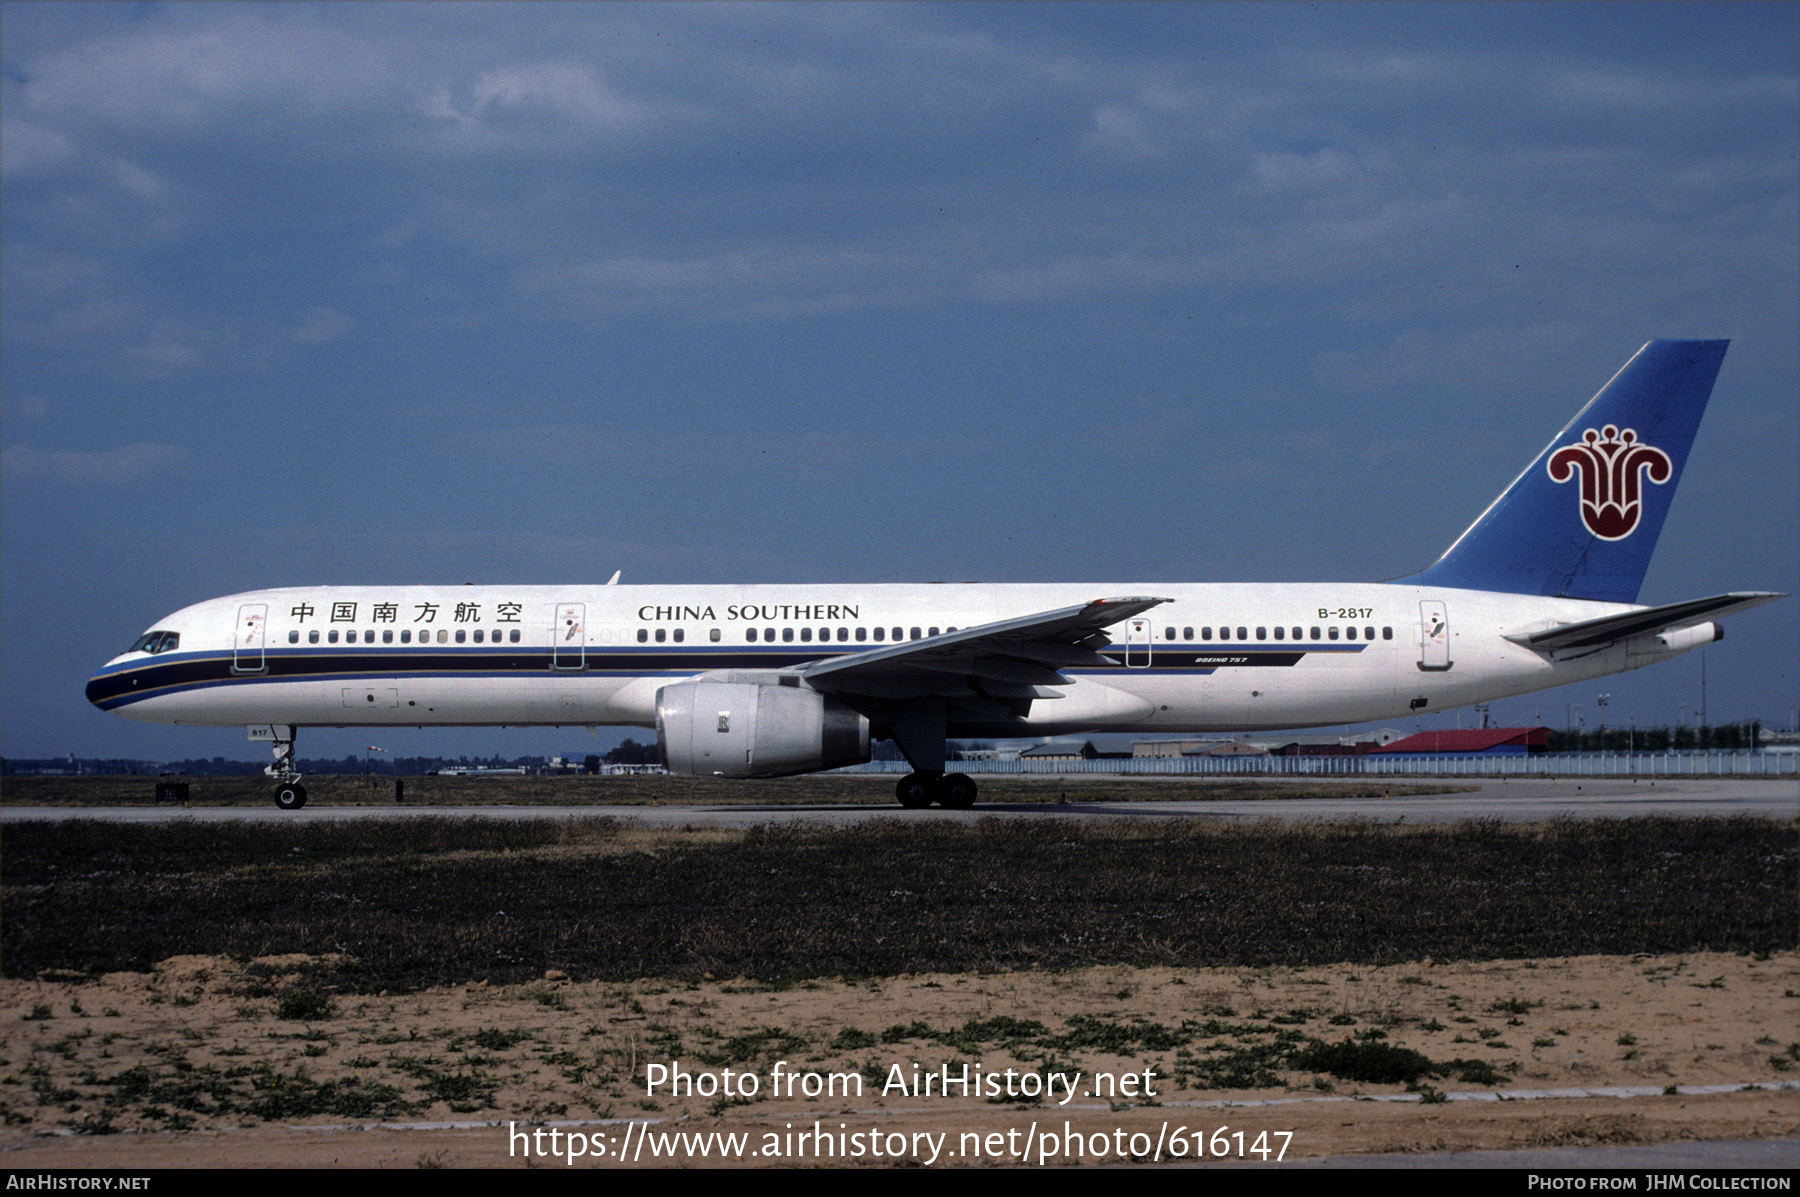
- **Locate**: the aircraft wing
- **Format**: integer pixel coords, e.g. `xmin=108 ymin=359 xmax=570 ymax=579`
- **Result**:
xmin=799 ymin=596 xmax=1172 ymax=700
xmin=1510 ymin=591 xmax=1785 ymax=653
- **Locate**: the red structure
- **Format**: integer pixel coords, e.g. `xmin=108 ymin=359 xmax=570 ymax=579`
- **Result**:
xmin=1373 ymin=727 xmax=1551 ymax=755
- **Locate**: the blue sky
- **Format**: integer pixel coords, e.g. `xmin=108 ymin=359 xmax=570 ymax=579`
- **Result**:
xmin=4 ymin=1 xmax=1796 ymax=761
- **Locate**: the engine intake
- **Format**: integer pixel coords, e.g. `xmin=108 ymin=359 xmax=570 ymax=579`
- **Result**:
xmin=656 ymin=681 xmax=870 ymax=778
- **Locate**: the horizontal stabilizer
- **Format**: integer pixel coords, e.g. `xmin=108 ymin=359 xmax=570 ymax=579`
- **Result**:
xmin=1510 ymin=592 xmax=1784 ymax=653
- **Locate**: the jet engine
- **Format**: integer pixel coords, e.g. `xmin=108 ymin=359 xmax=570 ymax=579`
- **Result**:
xmin=656 ymin=681 xmax=870 ymax=777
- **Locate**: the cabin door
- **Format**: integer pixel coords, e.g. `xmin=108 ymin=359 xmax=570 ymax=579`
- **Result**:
xmin=1418 ymin=600 xmax=1452 ymax=671
xmin=232 ymin=604 xmax=267 ymax=673
xmin=553 ymin=603 xmax=586 ymax=670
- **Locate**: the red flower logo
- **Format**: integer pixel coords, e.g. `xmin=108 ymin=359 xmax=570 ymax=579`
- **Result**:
xmin=1546 ymin=425 xmax=1672 ymax=540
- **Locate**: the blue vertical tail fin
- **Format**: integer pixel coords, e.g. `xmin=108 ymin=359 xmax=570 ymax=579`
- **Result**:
xmin=1399 ymin=339 xmax=1728 ymax=603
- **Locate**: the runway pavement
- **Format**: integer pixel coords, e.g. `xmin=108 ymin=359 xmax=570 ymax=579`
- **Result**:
xmin=4 ymin=776 xmax=1794 ymax=825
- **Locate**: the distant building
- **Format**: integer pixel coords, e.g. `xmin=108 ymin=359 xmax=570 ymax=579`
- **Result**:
xmin=1131 ymin=739 xmax=1232 ymax=758
xmin=1202 ymin=740 xmax=1270 ymax=758
xmin=1020 ymin=740 xmax=1102 ymax=761
xmin=1758 ymin=728 xmax=1799 ymax=753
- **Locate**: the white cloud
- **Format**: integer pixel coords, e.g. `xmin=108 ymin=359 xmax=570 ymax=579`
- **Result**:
xmin=0 ymin=120 xmax=77 ymax=176
xmin=289 ymin=307 xmax=353 ymax=345
xmin=16 ymin=9 xmax=402 ymax=128
xmin=2 ymin=442 xmax=191 ymax=485
xmin=1083 ymin=105 xmax=1159 ymax=159
xmin=108 ymin=157 xmax=168 ymax=203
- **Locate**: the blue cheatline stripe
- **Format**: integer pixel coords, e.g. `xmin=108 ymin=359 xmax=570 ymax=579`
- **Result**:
xmin=87 ymin=643 xmax=1367 ymax=710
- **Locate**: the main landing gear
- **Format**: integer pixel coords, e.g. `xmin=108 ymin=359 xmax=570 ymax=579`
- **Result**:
xmin=266 ymin=730 xmax=307 ymax=810
xmin=895 ymin=772 xmax=978 ymax=810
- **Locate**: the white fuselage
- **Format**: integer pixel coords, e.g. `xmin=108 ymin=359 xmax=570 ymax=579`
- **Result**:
xmin=87 ymin=581 xmax=1701 ymax=737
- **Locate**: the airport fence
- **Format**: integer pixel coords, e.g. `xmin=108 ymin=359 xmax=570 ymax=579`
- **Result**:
xmin=837 ymin=750 xmax=1799 ymax=778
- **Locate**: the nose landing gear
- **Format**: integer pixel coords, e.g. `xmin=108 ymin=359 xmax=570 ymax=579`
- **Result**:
xmin=265 ymin=729 xmax=307 ymax=810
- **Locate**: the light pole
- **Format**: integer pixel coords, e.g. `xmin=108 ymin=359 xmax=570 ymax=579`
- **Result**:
xmin=1596 ymin=693 xmax=1609 ymax=749
xmin=1698 ymin=649 xmax=1707 ymax=730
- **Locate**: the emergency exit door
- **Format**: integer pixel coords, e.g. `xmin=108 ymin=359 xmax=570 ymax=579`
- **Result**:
xmin=1125 ymin=617 xmax=1152 ymax=668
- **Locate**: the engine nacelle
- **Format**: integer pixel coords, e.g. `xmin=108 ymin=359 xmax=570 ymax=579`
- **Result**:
xmin=1627 ymin=621 xmax=1722 ymax=662
xmin=655 ymin=681 xmax=870 ymax=778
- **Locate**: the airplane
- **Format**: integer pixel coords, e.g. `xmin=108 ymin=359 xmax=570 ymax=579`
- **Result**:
xmin=87 ymin=339 xmax=1782 ymax=810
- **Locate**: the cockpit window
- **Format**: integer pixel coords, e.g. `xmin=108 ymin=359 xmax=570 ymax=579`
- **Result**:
xmin=129 ymin=631 xmax=179 ymax=655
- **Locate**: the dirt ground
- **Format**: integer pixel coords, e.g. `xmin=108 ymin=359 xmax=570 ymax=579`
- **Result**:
xmin=3 ymin=951 xmax=1794 ymax=1168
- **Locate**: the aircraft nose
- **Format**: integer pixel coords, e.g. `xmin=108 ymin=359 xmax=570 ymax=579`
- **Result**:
xmin=86 ymin=665 xmax=131 ymax=711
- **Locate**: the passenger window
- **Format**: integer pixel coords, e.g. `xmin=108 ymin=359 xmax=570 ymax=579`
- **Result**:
xmin=764 ymin=628 xmax=774 ymax=641
xmin=328 ymin=630 xmax=339 ymax=644
xmin=309 ymin=630 xmax=320 ymax=644
xmin=1163 ymin=627 xmax=1175 ymax=641
xmin=928 ymin=627 xmax=939 ymax=637
xmin=1365 ymin=627 xmax=1375 ymax=640
xmin=399 ymin=630 xmax=410 ymax=644
xmin=1309 ymin=627 xmax=1320 ymax=640
xmin=1345 ymin=626 xmax=1356 ymax=640
xmin=911 ymin=627 xmax=922 ymax=641
xmin=855 ymin=627 xmax=867 ymax=642
xmin=819 ymin=627 xmax=828 ymax=641
xmin=1273 ymin=627 xmax=1284 ymax=641
xmin=710 ymin=628 xmax=720 ymax=642
xmin=874 ymin=628 xmax=885 ymax=641
xmin=510 ymin=629 xmax=520 ymax=643
xmin=1237 ymin=627 xmax=1247 ymax=641
xmin=637 ymin=629 xmax=648 ymax=643
xmin=1292 ymin=626 xmax=1303 ymax=640
xmin=782 ymin=628 xmax=794 ymax=643
xmin=383 ymin=630 xmax=394 ymax=644
xmin=1256 ymin=627 xmax=1266 ymax=640
xmin=1201 ymin=627 xmax=1212 ymax=641
xmin=1328 ymin=626 xmax=1339 ymax=640
xmin=436 ymin=629 xmax=447 ymax=644
xmin=892 ymin=628 xmax=903 ymax=641
xmin=1382 ymin=626 xmax=1393 ymax=640
xmin=456 ymin=629 xmax=467 ymax=643
xmin=673 ymin=628 xmax=685 ymax=643
xmin=800 ymin=627 xmax=812 ymax=642
xmin=655 ymin=628 xmax=667 ymax=643
xmin=747 ymin=628 xmax=758 ymax=642
xmin=1183 ymin=626 xmax=1193 ymax=640
xmin=288 ymin=630 xmax=299 ymax=644
xmin=1218 ymin=627 xmax=1230 ymax=641
xmin=473 ymin=630 xmax=485 ymax=643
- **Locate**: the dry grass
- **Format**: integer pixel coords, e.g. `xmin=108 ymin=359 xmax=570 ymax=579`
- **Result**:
xmin=1 ymin=773 xmax=1467 ymax=807
xmin=4 ymin=817 xmax=1791 ymax=991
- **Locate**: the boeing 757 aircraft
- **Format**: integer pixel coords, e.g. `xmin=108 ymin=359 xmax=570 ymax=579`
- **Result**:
xmin=88 ymin=340 xmax=1781 ymax=809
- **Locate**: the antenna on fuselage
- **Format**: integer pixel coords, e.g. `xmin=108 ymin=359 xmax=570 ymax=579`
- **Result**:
xmin=606 ymin=570 xmax=621 ymax=585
